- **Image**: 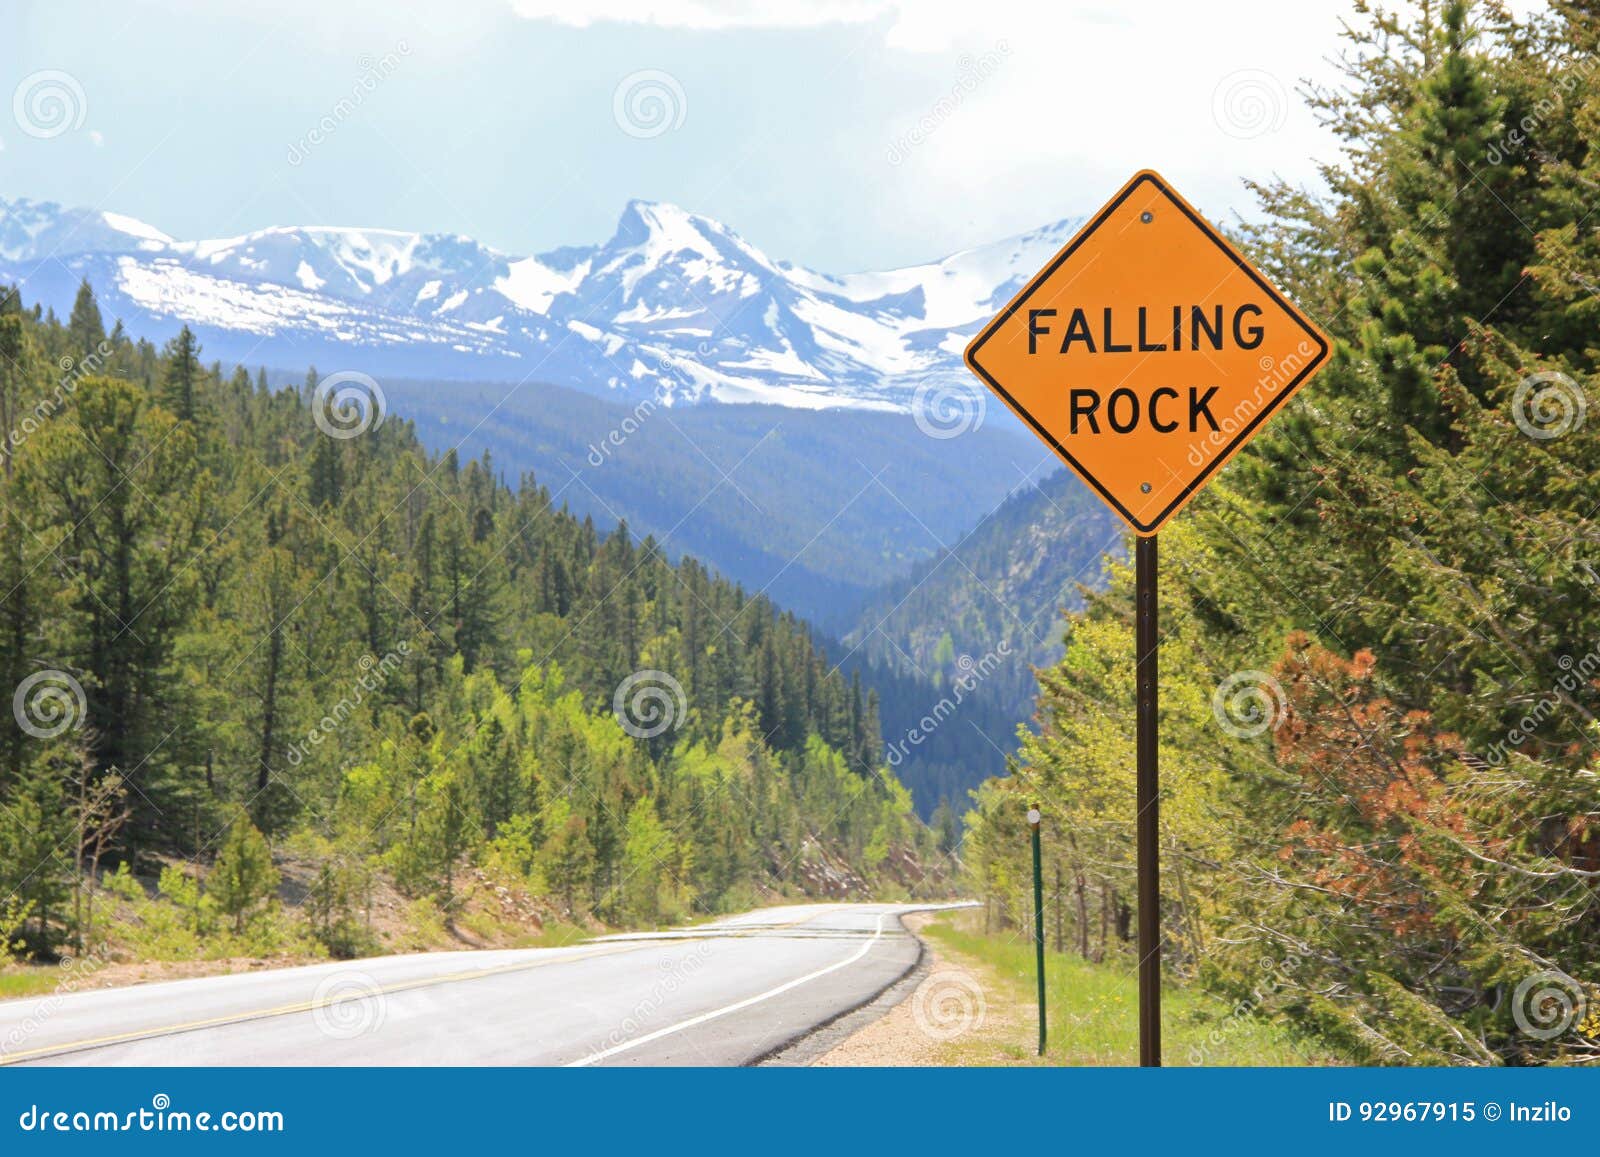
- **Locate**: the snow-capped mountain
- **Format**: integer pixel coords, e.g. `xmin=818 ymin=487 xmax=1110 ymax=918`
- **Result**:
xmin=0 ymin=194 xmax=1081 ymax=411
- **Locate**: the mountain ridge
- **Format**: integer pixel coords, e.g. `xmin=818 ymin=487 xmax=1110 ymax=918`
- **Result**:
xmin=0 ymin=193 xmax=1083 ymax=412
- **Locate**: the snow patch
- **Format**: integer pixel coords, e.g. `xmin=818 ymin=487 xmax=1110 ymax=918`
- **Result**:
xmin=495 ymin=256 xmax=588 ymax=313
xmin=101 ymin=211 xmax=172 ymax=247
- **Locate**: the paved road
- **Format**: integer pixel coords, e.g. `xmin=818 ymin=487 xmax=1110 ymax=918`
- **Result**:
xmin=0 ymin=903 xmax=956 ymax=1066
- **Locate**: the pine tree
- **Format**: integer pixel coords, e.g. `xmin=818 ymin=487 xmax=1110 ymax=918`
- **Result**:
xmin=16 ymin=377 xmax=210 ymax=836
xmin=208 ymin=815 xmax=279 ymax=934
xmin=66 ymin=279 xmax=106 ymax=362
xmin=160 ymin=325 xmax=202 ymax=423
xmin=0 ymin=286 xmax=31 ymax=780
xmin=0 ymin=753 xmax=73 ymax=951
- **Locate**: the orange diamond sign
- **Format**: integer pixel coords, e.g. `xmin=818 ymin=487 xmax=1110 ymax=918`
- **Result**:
xmin=965 ymin=170 xmax=1330 ymax=535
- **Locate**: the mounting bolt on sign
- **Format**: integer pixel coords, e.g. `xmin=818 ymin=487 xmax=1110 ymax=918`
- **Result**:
xmin=964 ymin=171 xmax=1330 ymax=1066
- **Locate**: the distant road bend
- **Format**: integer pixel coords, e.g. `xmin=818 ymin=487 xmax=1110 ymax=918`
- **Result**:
xmin=0 ymin=903 xmax=963 ymax=1066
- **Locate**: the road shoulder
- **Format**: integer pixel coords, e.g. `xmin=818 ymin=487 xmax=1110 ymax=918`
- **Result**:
xmin=786 ymin=912 xmax=1029 ymax=1066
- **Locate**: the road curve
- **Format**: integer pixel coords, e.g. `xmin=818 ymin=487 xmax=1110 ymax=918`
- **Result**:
xmin=0 ymin=903 xmax=959 ymax=1066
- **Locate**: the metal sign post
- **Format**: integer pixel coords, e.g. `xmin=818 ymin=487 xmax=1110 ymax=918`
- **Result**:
xmin=963 ymin=170 xmax=1330 ymax=1069
xmin=1135 ymin=536 xmax=1160 ymax=1066
xmin=1028 ymin=805 xmax=1046 ymax=1056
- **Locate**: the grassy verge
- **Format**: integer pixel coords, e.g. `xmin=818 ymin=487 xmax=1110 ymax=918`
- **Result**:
xmin=923 ymin=911 xmax=1334 ymax=1066
xmin=503 ymin=922 xmax=593 ymax=949
xmin=0 ymin=969 xmax=74 ymax=1001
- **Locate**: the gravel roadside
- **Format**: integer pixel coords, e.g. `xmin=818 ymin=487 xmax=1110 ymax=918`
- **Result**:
xmin=808 ymin=911 xmax=1028 ymax=1066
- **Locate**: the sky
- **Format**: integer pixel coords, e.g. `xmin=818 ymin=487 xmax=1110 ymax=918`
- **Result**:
xmin=0 ymin=0 xmax=1410 ymax=272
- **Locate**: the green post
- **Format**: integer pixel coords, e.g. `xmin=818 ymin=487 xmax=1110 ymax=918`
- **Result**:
xmin=1029 ymin=804 xmax=1046 ymax=1056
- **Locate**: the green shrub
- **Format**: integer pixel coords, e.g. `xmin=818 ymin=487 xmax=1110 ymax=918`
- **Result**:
xmin=304 ymin=860 xmax=377 ymax=959
xmin=208 ymin=817 xmax=279 ymax=934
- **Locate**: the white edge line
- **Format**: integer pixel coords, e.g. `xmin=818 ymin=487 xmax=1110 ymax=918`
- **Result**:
xmin=567 ymin=912 xmax=890 ymax=1067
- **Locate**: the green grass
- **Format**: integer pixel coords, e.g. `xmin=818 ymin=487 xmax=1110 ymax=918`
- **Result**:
xmin=506 ymin=922 xmax=594 ymax=949
xmin=0 ymin=967 xmax=77 ymax=1001
xmin=924 ymin=915 xmax=1334 ymax=1066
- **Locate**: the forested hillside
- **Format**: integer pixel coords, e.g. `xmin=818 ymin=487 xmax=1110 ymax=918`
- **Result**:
xmin=841 ymin=470 xmax=1120 ymax=814
xmin=967 ymin=0 xmax=1600 ymax=1065
xmin=387 ymin=375 xmax=1042 ymax=625
xmin=0 ymin=285 xmax=941 ymax=960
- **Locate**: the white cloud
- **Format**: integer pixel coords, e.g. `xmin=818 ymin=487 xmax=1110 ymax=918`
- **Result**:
xmin=506 ymin=0 xmax=1350 ymax=53
xmin=507 ymin=0 xmax=976 ymax=51
xmin=508 ymin=0 xmax=891 ymax=33
xmin=509 ymin=0 xmax=1554 ymax=55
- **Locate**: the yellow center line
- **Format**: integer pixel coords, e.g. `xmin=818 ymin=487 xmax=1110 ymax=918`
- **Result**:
xmin=0 ymin=941 xmax=650 ymax=1065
